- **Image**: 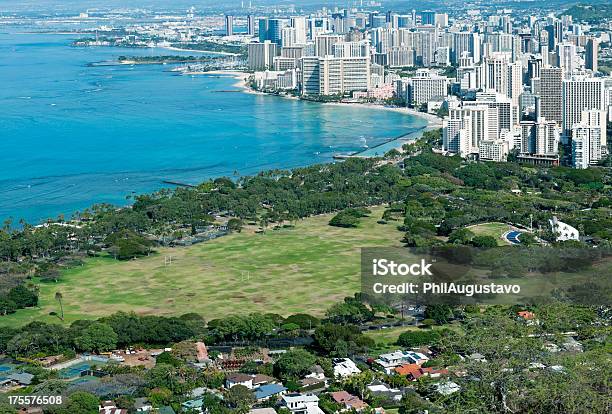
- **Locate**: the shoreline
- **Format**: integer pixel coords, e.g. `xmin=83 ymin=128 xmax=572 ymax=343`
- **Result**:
xmin=203 ymin=70 xmax=441 ymax=156
xmin=161 ymin=46 xmax=240 ymax=56
xmin=202 ymin=70 xmax=443 ymax=130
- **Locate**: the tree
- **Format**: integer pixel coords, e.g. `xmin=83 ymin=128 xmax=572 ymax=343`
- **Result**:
xmin=156 ymin=351 xmax=183 ymax=367
xmin=225 ymin=384 xmax=255 ymax=410
xmin=7 ymin=285 xmax=38 ymax=309
xmin=147 ymin=387 xmax=173 ymax=406
xmin=74 ymin=322 xmax=118 ymax=353
xmin=273 ymin=349 xmax=316 ymax=380
xmin=425 ymin=304 xmax=453 ymax=324
xmin=471 ymin=235 xmax=498 ymax=248
xmin=0 ymin=299 xmax=17 ymax=316
xmin=313 ymin=324 xmax=373 ymax=357
xmin=227 ymin=218 xmax=243 ymax=232
xmin=61 ymin=391 xmax=99 ymax=414
xmin=104 ymin=229 xmax=153 ymax=260
xmin=397 ymin=330 xmax=441 ymax=347
xmin=448 ymin=228 xmax=474 ymax=245
xmin=329 ymin=212 xmax=359 ymax=227
xmin=55 ymin=292 xmax=64 ymax=321
xmin=284 ymin=313 xmax=320 ymax=330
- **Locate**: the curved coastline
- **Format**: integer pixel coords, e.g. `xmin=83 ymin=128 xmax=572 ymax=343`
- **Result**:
xmin=202 ymin=70 xmax=442 ymax=156
xmin=206 ymin=70 xmax=442 ymax=127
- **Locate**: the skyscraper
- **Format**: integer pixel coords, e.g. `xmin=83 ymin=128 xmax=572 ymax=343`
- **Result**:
xmin=225 ymin=15 xmax=234 ymax=36
xmin=562 ymin=76 xmax=605 ymax=141
xmin=535 ymin=67 xmax=563 ymax=126
xmin=315 ymin=34 xmax=344 ymax=57
xmin=571 ymin=110 xmax=606 ymax=168
xmin=420 ymin=11 xmax=436 ymax=26
xmin=248 ymin=41 xmax=277 ymax=70
xmin=443 ymin=105 xmax=495 ymax=155
xmin=585 ymin=38 xmax=598 ymax=73
xmin=453 ymin=32 xmax=480 ymax=64
xmin=247 ymin=15 xmax=255 ymax=36
xmin=520 ymin=117 xmax=560 ymax=155
xmin=299 ymin=55 xmax=370 ymax=96
xmin=259 ymin=18 xmax=284 ymax=45
xmin=291 ymin=16 xmax=308 ymax=44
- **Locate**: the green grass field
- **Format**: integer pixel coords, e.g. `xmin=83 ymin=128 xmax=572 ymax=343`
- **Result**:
xmin=465 ymin=222 xmax=514 ymax=246
xmin=365 ymin=324 xmax=461 ymax=353
xmin=1 ymin=207 xmax=404 ymax=327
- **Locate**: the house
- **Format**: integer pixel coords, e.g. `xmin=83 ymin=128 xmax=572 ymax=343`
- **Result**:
xmin=17 ymin=408 xmax=43 ymax=414
xmin=226 ymin=373 xmax=254 ymax=389
xmin=395 ymin=364 xmax=448 ymax=381
xmin=98 ymin=401 xmax=128 ymax=414
xmin=306 ymin=365 xmax=325 ymax=380
xmin=1 ymin=372 xmax=34 ymax=389
xmin=419 ymin=367 xmax=448 ymax=378
xmin=254 ymin=383 xmax=287 ymax=401
xmin=330 ymin=391 xmax=368 ymax=411
xmin=252 ymin=374 xmax=276 ymax=387
xmin=182 ymin=399 xmax=204 ymax=413
xmin=562 ymin=337 xmax=583 ymax=353
xmin=517 ymin=311 xmax=535 ymax=320
xmin=375 ymin=351 xmax=429 ymax=374
xmin=366 ymin=381 xmax=404 ymax=402
xmin=394 ymin=363 xmax=421 ymax=378
xmin=333 ymin=358 xmax=361 ymax=378
xmin=544 ymin=342 xmax=560 ymax=353
xmin=134 ymin=397 xmax=153 ymax=412
xmin=467 ymin=352 xmax=487 ymax=363
xmin=300 ymin=377 xmax=327 ymax=391
xmin=434 ymin=381 xmax=460 ymax=395
xmin=282 ymin=394 xmax=325 ymax=414
xmin=549 ymin=216 xmax=579 ymax=241
xmin=249 ymin=408 xmax=277 ymax=414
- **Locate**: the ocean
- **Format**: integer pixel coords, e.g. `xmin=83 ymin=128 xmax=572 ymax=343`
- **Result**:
xmin=0 ymin=30 xmax=427 ymax=224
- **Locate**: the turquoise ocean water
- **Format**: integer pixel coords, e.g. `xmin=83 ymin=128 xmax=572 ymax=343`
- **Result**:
xmin=0 ymin=30 xmax=426 ymax=224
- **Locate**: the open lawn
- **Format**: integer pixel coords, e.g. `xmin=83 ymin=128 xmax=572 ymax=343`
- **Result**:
xmin=466 ymin=222 xmax=514 ymax=246
xmin=365 ymin=324 xmax=462 ymax=354
xmin=1 ymin=207 xmax=404 ymax=327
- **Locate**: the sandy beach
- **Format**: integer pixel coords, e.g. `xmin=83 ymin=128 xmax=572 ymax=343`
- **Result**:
xmin=161 ymin=46 xmax=240 ymax=56
xmin=322 ymin=101 xmax=443 ymax=127
xmin=192 ymin=70 xmax=442 ymax=153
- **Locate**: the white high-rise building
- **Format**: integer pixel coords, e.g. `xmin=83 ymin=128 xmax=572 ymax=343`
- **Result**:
xmin=315 ymin=34 xmax=345 ymax=57
xmin=301 ymin=56 xmax=321 ymax=95
xmin=519 ymin=117 xmax=560 ymax=155
xmin=291 ymin=16 xmax=308 ymax=44
xmin=479 ymin=139 xmax=510 ymax=162
xmin=464 ymin=92 xmax=516 ymax=138
xmin=248 ymin=41 xmax=277 ymax=70
xmin=453 ymin=32 xmax=480 ymax=64
xmin=571 ymin=109 xmax=607 ymax=168
xmin=407 ymin=69 xmax=450 ymax=106
xmin=557 ymin=42 xmax=577 ymax=77
xmin=562 ymin=76 xmax=605 ymax=141
xmin=281 ymin=27 xmax=297 ymax=47
xmin=508 ymin=61 xmax=523 ymax=106
xmin=333 ymin=41 xmax=368 ymax=58
xmin=482 ymin=53 xmax=522 ymax=104
xmin=443 ymin=105 xmax=494 ymax=156
xmin=300 ymin=55 xmax=370 ymax=96
xmin=387 ymin=47 xmax=415 ymax=67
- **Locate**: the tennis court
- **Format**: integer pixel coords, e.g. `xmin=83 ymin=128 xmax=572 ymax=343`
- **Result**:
xmin=58 ymin=362 xmax=91 ymax=379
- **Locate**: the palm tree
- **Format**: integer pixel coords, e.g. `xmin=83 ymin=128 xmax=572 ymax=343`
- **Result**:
xmin=55 ymin=292 xmax=64 ymax=321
